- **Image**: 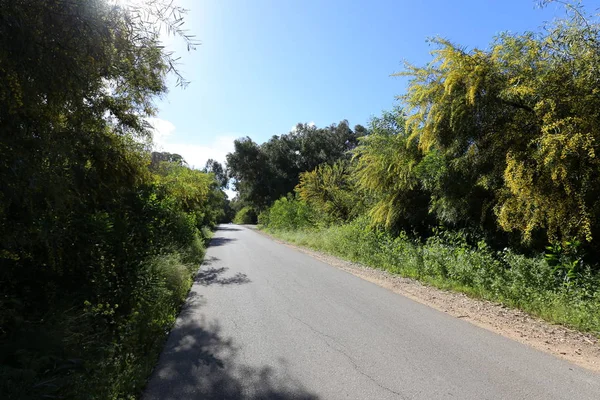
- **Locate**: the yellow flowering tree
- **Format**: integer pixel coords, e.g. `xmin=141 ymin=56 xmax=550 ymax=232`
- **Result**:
xmin=400 ymin=3 xmax=600 ymax=245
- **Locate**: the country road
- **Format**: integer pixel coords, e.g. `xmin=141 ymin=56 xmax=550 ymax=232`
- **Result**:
xmin=143 ymin=225 xmax=600 ymax=399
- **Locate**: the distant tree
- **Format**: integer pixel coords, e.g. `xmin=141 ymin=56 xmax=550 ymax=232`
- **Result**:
xmin=226 ymin=121 xmax=362 ymax=210
xmin=220 ymin=199 xmax=236 ymax=223
xmin=226 ymin=137 xmax=278 ymax=209
xmin=203 ymin=158 xmax=229 ymax=188
xmin=353 ymin=124 xmax=369 ymax=138
xmin=151 ymin=151 xmax=187 ymax=170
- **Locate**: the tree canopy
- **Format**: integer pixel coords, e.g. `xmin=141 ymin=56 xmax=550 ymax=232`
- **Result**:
xmin=258 ymin=1 xmax=600 ymax=259
xmin=226 ymin=121 xmax=366 ymax=210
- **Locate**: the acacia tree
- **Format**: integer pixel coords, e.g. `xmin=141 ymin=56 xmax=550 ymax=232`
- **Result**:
xmin=0 ymin=0 xmax=197 ymax=267
xmin=399 ymin=2 xmax=600 ymax=247
xmin=155 ymin=161 xmax=226 ymax=228
xmin=296 ymin=160 xmax=360 ymax=223
xmin=349 ymin=108 xmax=432 ymax=234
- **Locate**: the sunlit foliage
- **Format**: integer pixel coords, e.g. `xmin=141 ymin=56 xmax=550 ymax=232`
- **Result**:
xmin=399 ymin=3 xmax=600 ymax=245
xmin=352 ymin=108 xmax=431 ymax=232
xmin=296 ymin=160 xmax=360 ymax=223
xmin=260 ymin=2 xmax=600 ymax=334
xmin=227 ymin=121 xmax=366 ymax=210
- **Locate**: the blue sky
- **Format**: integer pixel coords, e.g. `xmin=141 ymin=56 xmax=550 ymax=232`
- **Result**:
xmin=150 ymin=0 xmax=599 ymax=174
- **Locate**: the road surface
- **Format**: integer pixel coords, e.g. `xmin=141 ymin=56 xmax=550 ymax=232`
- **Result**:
xmin=144 ymin=225 xmax=600 ymax=399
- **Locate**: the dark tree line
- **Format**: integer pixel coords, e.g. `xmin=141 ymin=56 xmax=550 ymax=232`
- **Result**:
xmin=226 ymin=121 xmax=367 ymax=211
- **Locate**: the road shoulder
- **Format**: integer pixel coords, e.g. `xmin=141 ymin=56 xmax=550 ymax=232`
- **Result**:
xmin=254 ymin=227 xmax=600 ymax=374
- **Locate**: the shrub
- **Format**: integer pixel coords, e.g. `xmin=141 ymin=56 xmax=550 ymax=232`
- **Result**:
xmin=262 ymin=196 xmax=316 ymax=230
xmin=0 ymin=1 xmax=219 ymax=398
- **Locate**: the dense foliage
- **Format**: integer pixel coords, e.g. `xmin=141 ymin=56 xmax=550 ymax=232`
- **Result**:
xmin=256 ymin=3 xmax=600 ymax=335
xmin=0 ymin=1 xmax=225 ymax=398
xmin=258 ymin=196 xmax=315 ymax=230
xmin=227 ymin=121 xmax=366 ymax=210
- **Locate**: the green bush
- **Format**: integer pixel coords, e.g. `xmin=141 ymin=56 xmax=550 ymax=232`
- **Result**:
xmin=0 ymin=176 xmax=212 ymax=399
xmin=261 ymin=196 xmax=316 ymax=230
xmin=233 ymin=206 xmax=258 ymax=224
xmin=67 ymin=250 xmax=200 ymax=400
xmin=257 ymin=209 xmax=270 ymax=226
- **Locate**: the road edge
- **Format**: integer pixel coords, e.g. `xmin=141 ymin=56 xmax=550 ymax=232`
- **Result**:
xmin=250 ymin=226 xmax=600 ymax=374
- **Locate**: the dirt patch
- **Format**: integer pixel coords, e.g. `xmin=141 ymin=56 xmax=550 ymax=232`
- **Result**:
xmin=255 ymin=228 xmax=600 ymax=374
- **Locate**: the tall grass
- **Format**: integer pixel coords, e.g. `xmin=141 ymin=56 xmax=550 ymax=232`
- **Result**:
xmin=263 ymin=219 xmax=600 ymax=336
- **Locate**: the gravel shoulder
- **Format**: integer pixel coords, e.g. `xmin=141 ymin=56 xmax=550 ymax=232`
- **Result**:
xmin=255 ymin=228 xmax=600 ymax=374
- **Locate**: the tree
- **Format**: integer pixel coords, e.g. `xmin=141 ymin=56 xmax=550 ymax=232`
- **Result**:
xmin=151 ymin=151 xmax=187 ymax=169
xmin=155 ymin=161 xmax=226 ymax=228
xmin=296 ymin=160 xmax=360 ymax=223
xmin=399 ymin=2 xmax=600 ymax=247
xmin=0 ymin=1 xmax=210 ymax=397
xmin=352 ymin=108 xmax=432 ymax=232
xmin=226 ymin=121 xmax=364 ymax=210
xmin=226 ymin=137 xmax=278 ymax=209
xmin=0 ymin=0 xmax=172 ymax=296
xmin=203 ymin=159 xmax=229 ymax=189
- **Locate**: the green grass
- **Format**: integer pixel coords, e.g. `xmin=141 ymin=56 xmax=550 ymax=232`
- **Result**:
xmin=262 ymin=221 xmax=600 ymax=337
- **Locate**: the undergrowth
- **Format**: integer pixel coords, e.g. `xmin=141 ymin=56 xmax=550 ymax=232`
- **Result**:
xmin=1 ymin=230 xmax=212 ymax=400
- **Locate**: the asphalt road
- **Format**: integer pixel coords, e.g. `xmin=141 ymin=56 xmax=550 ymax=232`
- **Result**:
xmin=144 ymin=225 xmax=600 ymax=399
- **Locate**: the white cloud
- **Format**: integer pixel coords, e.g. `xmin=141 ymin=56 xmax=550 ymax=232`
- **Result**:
xmin=148 ymin=117 xmax=176 ymax=144
xmin=147 ymin=117 xmax=238 ymax=199
xmin=147 ymin=117 xmax=234 ymax=168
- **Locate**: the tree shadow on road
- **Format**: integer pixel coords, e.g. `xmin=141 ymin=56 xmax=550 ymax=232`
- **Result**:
xmin=208 ymin=236 xmax=237 ymax=247
xmin=216 ymin=225 xmax=242 ymax=232
xmin=196 ymin=267 xmax=251 ymax=286
xmin=143 ymin=316 xmax=318 ymax=400
xmin=201 ymin=256 xmax=219 ymax=266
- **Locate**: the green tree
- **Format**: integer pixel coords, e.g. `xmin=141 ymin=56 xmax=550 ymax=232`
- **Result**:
xmin=226 ymin=121 xmax=365 ymax=210
xmin=154 ymin=161 xmax=225 ymax=228
xmin=203 ymin=158 xmax=229 ymax=188
xmin=261 ymin=196 xmax=315 ymax=230
xmin=151 ymin=151 xmax=188 ymax=169
xmin=296 ymin=160 xmax=360 ymax=223
xmin=226 ymin=137 xmax=278 ymax=209
xmin=0 ymin=1 xmax=213 ymax=398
